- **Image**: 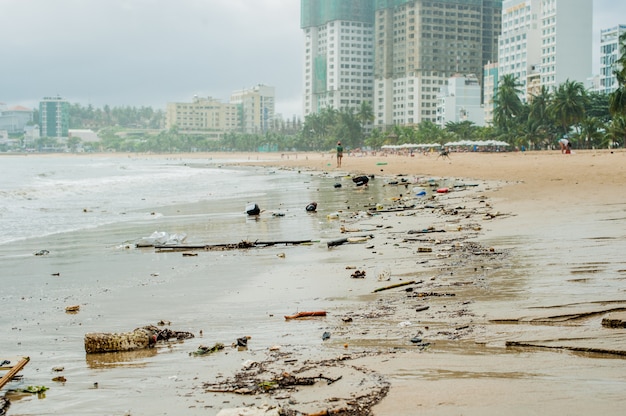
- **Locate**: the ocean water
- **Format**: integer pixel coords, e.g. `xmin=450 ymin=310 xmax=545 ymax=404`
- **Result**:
xmin=0 ymin=154 xmax=405 ymax=415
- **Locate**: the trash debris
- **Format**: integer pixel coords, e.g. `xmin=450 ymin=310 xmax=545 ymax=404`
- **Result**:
xmin=322 ymin=331 xmax=331 ymax=341
xmin=192 ymin=343 xmax=225 ymax=356
xmin=34 ymin=249 xmax=49 ymax=256
xmin=373 ymin=280 xmax=416 ymax=293
xmin=284 ymin=311 xmax=327 ymax=320
xmin=16 ymin=385 xmax=49 ymax=394
xmin=65 ymin=305 xmax=80 ymax=313
xmin=0 ymin=357 xmax=30 ymax=390
xmin=246 ymin=203 xmax=261 ymax=216
xmin=155 ymin=239 xmax=313 ymax=252
xmin=352 ymin=175 xmax=369 ymax=186
xmin=305 ymin=202 xmax=318 ymax=212
xmin=84 ymin=328 xmax=156 ymax=353
xmin=135 ymin=231 xmax=187 ymax=247
xmin=236 ymin=336 xmax=250 ymax=347
xmin=350 ymin=270 xmax=366 ymax=279
xmin=84 ymin=325 xmax=194 ymax=353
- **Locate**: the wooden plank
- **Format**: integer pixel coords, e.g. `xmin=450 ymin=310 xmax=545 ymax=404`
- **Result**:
xmin=0 ymin=356 xmax=30 ymax=390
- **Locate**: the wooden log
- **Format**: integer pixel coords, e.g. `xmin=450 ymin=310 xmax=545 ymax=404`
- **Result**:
xmin=284 ymin=311 xmax=327 ymax=320
xmin=0 ymin=357 xmax=30 ymax=390
xmin=155 ymin=239 xmax=314 ymax=252
xmin=373 ymin=280 xmax=416 ymax=293
xmin=84 ymin=328 xmax=156 ymax=353
xmin=327 ymin=234 xmax=373 ymax=248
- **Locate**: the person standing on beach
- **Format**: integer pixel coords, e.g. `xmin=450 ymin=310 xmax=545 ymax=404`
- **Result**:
xmin=336 ymin=141 xmax=344 ymax=167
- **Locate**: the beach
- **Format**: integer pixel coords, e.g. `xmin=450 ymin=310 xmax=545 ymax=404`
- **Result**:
xmin=2 ymin=149 xmax=626 ymax=415
xmin=222 ymin=148 xmax=626 ymax=415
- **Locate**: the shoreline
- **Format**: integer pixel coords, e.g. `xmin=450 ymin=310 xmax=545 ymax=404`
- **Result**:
xmin=3 ymin=150 xmax=626 ymax=415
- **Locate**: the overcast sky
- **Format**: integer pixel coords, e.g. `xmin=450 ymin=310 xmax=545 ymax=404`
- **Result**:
xmin=1 ymin=0 xmax=624 ymax=117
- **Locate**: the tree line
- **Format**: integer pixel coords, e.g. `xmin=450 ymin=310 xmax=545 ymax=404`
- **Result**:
xmin=12 ymin=33 xmax=626 ymax=153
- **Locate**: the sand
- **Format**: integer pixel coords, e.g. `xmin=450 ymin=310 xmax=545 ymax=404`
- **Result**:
xmin=215 ymin=148 xmax=626 ymax=415
xmin=4 ymin=149 xmax=626 ymax=415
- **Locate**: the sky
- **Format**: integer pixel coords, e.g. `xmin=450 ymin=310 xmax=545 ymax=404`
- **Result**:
xmin=1 ymin=0 xmax=625 ymax=118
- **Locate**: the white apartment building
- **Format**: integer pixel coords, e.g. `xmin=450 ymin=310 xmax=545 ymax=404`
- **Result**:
xmin=230 ymin=84 xmax=275 ymax=134
xmin=498 ymin=0 xmax=541 ymax=102
xmin=436 ymin=74 xmax=485 ymax=128
xmin=302 ymin=20 xmax=374 ymax=116
xmin=539 ymin=0 xmax=592 ymax=91
xmin=599 ymin=24 xmax=626 ymax=95
xmin=496 ymin=0 xmax=592 ymax=108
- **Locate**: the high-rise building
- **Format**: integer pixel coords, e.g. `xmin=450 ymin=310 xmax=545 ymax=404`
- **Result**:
xmin=495 ymin=0 xmax=592 ymax=110
xmin=599 ymin=24 xmax=626 ymax=95
xmin=230 ymin=84 xmax=275 ymax=134
xmin=300 ymin=0 xmax=375 ymax=116
xmin=436 ymin=74 xmax=485 ymax=127
xmin=373 ymin=0 xmax=502 ymax=127
xmin=498 ymin=0 xmax=541 ymax=102
xmin=39 ymin=96 xmax=69 ymax=138
xmin=539 ymin=0 xmax=592 ymax=91
xmin=483 ymin=61 xmax=499 ymax=124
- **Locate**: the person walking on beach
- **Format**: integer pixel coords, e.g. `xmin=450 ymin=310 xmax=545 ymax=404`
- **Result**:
xmin=336 ymin=141 xmax=344 ymax=167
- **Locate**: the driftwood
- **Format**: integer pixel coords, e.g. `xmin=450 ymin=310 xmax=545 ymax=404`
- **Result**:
xmin=373 ymin=280 xmax=416 ymax=293
xmin=84 ymin=325 xmax=194 ymax=353
xmin=155 ymin=239 xmax=313 ymax=252
xmin=327 ymin=234 xmax=373 ymax=247
xmin=285 ymin=311 xmax=327 ymax=320
xmin=0 ymin=356 xmax=30 ymax=390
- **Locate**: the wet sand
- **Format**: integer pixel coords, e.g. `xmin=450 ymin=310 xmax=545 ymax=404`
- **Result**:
xmin=4 ymin=149 xmax=626 ymax=415
xmin=220 ymin=149 xmax=626 ymax=415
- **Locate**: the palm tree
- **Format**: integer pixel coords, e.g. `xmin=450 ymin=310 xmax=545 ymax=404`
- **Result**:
xmin=357 ymin=101 xmax=375 ymax=135
xmin=445 ymin=121 xmax=477 ymax=141
xmin=578 ymin=116 xmax=604 ymax=149
xmin=607 ymin=116 xmax=626 ymax=148
xmin=548 ymin=79 xmax=589 ymax=145
xmin=493 ymin=74 xmax=525 ymax=140
xmin=609 ymin=32 xmax=626 ymax=146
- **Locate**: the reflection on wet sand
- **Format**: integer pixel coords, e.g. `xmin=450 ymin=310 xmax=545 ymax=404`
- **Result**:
xmin=85 ymin=348 xmax=158 ymax=369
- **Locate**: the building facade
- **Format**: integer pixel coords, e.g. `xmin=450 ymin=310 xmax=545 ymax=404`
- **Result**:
xmin=599 ymin=24 xmax=626 ymax=95
xmin=498 ymin=0 xmax=541 ymax=101
xmin=300 ymin=0 xmax=375 ymax=116
xmin=373 ymin=0 xmax=502 ymax=128
xmin=0 ymin=104 xmax=34 ymax=134
xmin=483 ymin=61 xmax=499 ymax=124
xmin=39 ymin=96 xmax=69 ymax=138
xmin=166 ymin=96 xmax=238 ymax=140
xmin=539 ymin=0 xmax=592 ymax=91
xmin=230 ymin=84 xmax=275 ymax=134
xmin=436 ymin=74 xmax=485 ymax=127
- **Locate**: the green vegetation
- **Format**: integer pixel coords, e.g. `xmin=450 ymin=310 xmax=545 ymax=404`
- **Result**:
xmin=6 ymin=34 xmax=625 ymax=153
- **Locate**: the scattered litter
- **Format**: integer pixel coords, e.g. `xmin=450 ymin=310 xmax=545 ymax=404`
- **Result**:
xmin=192 ymin=343 xmax=225 ymax=356
xmin=135 ymin=231 xmax=187 ymax=247
xmin=284 ymin=311 xmax=327 ymax=320
xmin=351 ymin=270 xmax=366 ymax=279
